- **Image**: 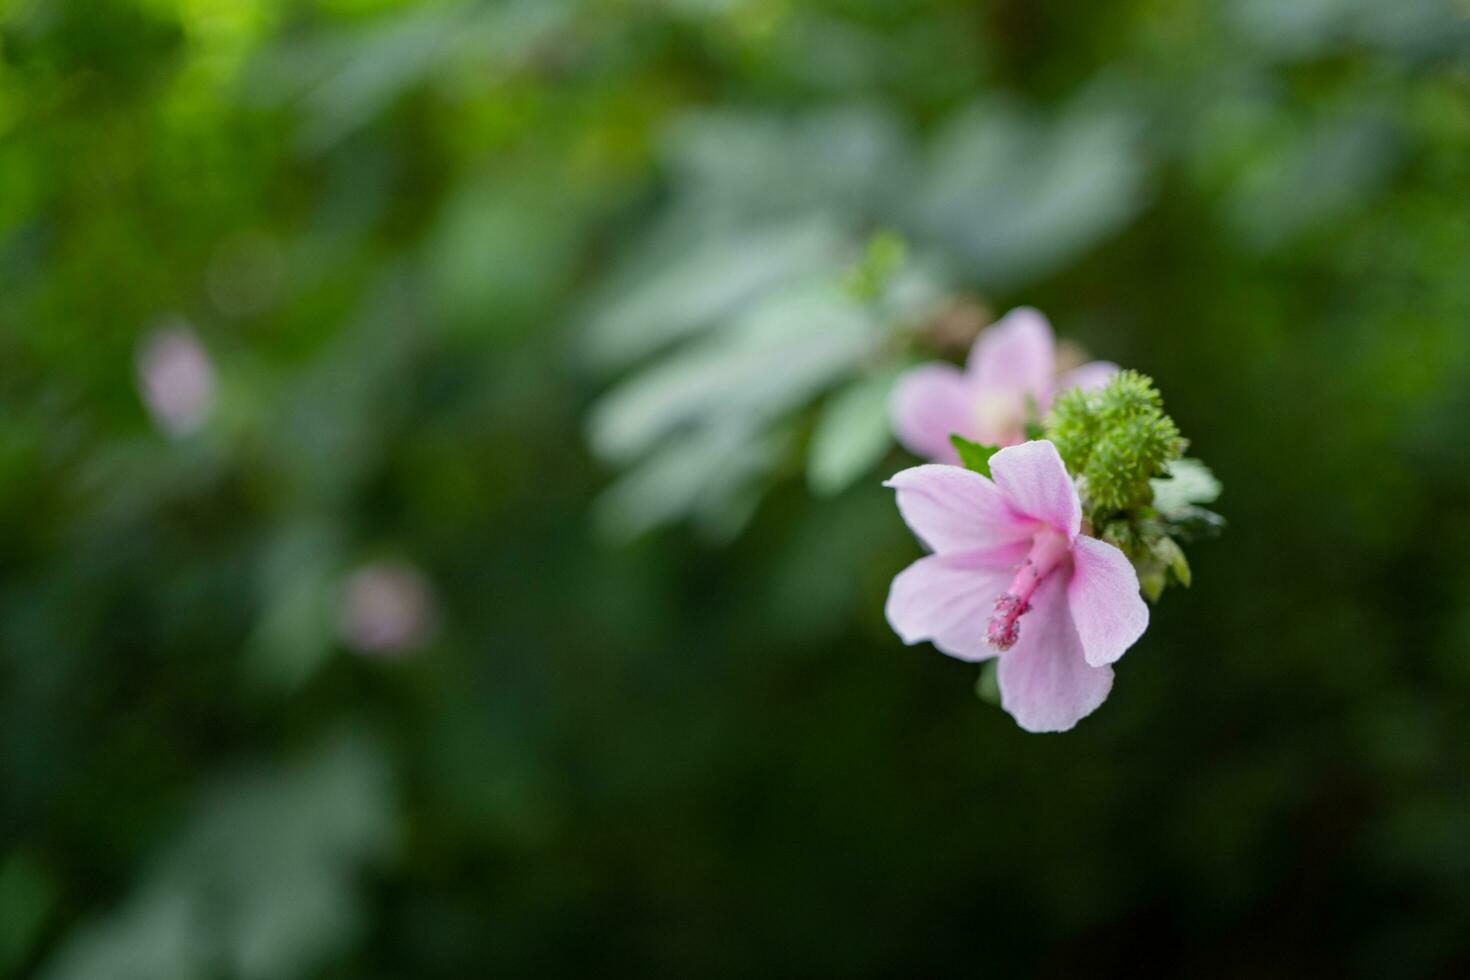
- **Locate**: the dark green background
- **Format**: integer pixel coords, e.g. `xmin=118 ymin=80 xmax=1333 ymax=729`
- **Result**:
xmin=4 ymin=1 xmax=1470 ymax=976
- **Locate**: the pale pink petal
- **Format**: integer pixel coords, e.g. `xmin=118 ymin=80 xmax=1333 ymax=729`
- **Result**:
xmin=886 ymin=545 xmax=1029 ymax=661
xmin=884 ymin=465 xmax=1035 ymax=554
xmin=1054 ymin=360 xmax=1119 ymax=397
xmin=987 ymin=441 xmax=1081 ymax=540
xmin=996 ymin=575 xmax=1114 ymax=732
xmin=1067 ymin=536 xmax=1148 ymax=667
xmin=966 ymin=307 xmax=1056 ymax=394
xmin=889 ymin=363 xmax=975 ymax=463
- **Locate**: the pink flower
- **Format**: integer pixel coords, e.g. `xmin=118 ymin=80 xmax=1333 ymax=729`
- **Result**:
xmin=890 ymin=307 xmax=1118 ymax=462
xmin=884 ymin=440 xmax=1148 ymax=732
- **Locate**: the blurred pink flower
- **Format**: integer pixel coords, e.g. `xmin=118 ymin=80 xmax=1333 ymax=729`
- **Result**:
xmin=890 ymin=307 xmax=1117 ymax=462
xmin=337 ymin=560 xmax=436 ymax=658
xmin=884 ymin=441 xmax=1147 ymax=732
xmin=135 ymin=324 xmax=216 ymax=437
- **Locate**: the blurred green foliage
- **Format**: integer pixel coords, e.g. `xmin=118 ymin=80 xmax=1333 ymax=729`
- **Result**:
xmin=5 ymin=0 xmax=1470 ymax=976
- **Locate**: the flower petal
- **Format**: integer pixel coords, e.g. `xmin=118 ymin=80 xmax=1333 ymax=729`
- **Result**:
xmin=1054 ymin=360 xmax=1119 ymax=397
xmin=886 ymin=545 xmax=1028 ymax=661
xmin=1067 ymin=536 xmax=1149 ymax=667
xmin=884 ymin=465 xmax=1034 ymax=554
xmin=996 ymin=574 xmax=1114 ymax=732
xmin=889 ymin=362 xmax=974 ymax=463
xmin=967 ymin=307 xmax=1056 ymax=394
xmin=987 ymin=440 xmax=1081 ymax=539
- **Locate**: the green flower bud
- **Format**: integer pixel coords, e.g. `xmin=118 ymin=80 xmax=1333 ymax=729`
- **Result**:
xmin=1045 ymin=370 xmax=1185 ymax=519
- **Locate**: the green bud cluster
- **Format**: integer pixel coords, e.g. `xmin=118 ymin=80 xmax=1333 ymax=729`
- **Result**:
xmin=947 ymin=364 xmax=1221 ymax=605
xmin=1041 ymin=370 xmax=1215 ymax=602
xmin=1046 ymin=370 xmax=1186 ymax=518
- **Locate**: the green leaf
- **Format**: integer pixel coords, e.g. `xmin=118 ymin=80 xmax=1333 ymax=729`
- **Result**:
xmin=582 ymin=217 xmax=846 ymax=370
xmin=975 ymin=660 xmax=1001 ymax=705
xmin=38 ymin=732 xmax=393 ymax=980
xmin=807 ymin=367 xmax=901 ymax=497
xmin=1153 ymin=535 xmax=1191 ymax=588
xmin=0 ymin=854 xmax=57 ymax=974
xmin=842 ymin=230 xmax=907 ymax=302
xmin=1022 ymin=394 xmax=1044 ymax=440
xmin=1139 ymin=566 xmax=1167 ymax=603
xmin=1166 ymin=505 xmax=1228 ymax=542
xmin=1151 ymin=458 xmax=1221 ymax=515
xmin=918 ymin=96 xmax=1146 ymax=288
xmin=950 ymin=434 xmax=1000 ymax=477
xmin=586 ymin=282 xmax=877 ymax=465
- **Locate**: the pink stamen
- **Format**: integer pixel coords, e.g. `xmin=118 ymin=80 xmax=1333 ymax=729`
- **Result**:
xmin=986 ymin=527 xmax=1069 ymax=651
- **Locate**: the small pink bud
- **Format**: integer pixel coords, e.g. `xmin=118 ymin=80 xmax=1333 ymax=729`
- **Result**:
xmin=136 ymin=323 xmax=216 ymax=437
xmin=336 ymin=560 xmax=436 ymax=658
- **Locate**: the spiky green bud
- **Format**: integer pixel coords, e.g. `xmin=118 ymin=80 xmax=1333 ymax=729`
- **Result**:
xmin=1045 ymin=370 xmax=1185 ymax=519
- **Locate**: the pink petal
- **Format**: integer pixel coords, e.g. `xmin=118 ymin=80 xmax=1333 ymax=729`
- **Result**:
xmin=996 ymin=574 xmax=1114 ymax=732
xmin=1067 ymin=536 xmax=1148 ymax=667
xmin=967 ymin=307 xmax=1056 ymax=394
xmin=889 ymin=363 xmax=975 ymax=463
xmin=987 ymin=441 xmax=1081 ymax=540
xmin=1054 ymin=360 xmax=1119 ymax=397
xmin=884 ymin=465 xmax=1034 ymax=554
xmin=886 ymin=545 xmax=1028 ymax=661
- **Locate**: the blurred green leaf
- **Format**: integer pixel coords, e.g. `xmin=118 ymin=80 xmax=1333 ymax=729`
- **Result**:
xmin=583 ymin=217 xmax=849 ymax=370
xmin=39 ymin=732 xmax=394 ymax=980
xmin=807 ymin=368 xmax=900 ymax=497
xmin=246 ymin=521 xmax=341 ymax=691
xmin=0 ymin=853 xmax=57 ymax=973
xmin=842 ymin=230 xmax=908 ymax=302
xmin=660 ymin=105 xmax=911 ymax=220
xmin=427 ymin=175 xmax=583 ymax=339
xmin=587 ymin=282 xmax=882 ymax=464
xmin=975 ymin=660 xmax=1000 ymax=705
xmin=917 ymin=93 xmax=1146 ymax=287
xmin=593 ymin=422 xmax=791 ymax=543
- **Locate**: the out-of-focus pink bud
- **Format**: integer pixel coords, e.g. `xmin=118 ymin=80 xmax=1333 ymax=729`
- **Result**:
xmin=336 ymin=560 xmax=436 ymax=658
xmin=136 ymin=323 xmax=216 ymax=437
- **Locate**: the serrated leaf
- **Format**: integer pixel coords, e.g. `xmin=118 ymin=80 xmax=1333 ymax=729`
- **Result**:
xmin=951 ymin=434 xmax=1000 ymax=477
xmin=807 ymin=368 xmax=900 ymax=497
xmin=1151 ymin=458 xmax=1221 ymax=515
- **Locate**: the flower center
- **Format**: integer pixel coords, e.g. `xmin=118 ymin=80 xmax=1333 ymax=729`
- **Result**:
xmin=973 ymin=389 xmax=1025 ymax=445
xmin=985 ymin=526 xmax=1069 ymax=651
